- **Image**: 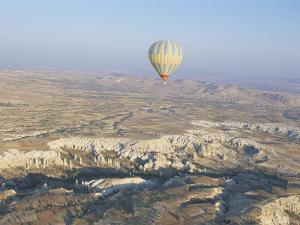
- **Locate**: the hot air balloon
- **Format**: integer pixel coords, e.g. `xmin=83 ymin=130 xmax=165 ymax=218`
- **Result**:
xmin=148 ymin=40 xmax=183 ymax=82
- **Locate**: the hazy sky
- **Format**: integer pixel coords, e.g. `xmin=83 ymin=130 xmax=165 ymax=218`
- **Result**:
xmin=0 ymin=0 xmax=299 ymax=80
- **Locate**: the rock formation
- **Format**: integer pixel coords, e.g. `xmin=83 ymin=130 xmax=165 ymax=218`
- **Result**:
xmin=0 ymin=149 xmax=65 ymax=171
xmin=79 ymin=177 xmax=153 ymax=197
xmin=259 ymin=195 xmax=300 ymax=225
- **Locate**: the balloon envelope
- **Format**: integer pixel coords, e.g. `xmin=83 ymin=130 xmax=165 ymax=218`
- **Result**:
xmin=148 ymin=40 xmax=183 ymax=81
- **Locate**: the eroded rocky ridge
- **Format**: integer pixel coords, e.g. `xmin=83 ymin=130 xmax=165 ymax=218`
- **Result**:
xmin=0 ymin=120 xmax=299 ymax=224
xmin=1 ymin=120 xmax=299 ymax=178
xmin=259 ymin=195 xmax=300 ymax=225
xmin=0 ymin=149 xmax=65 ymax=171
xmin=192 ymin=120 xmax=300 ymax=142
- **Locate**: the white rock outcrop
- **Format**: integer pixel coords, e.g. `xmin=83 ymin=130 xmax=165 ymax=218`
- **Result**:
xmin=0 ymin=149 xmax=65 ymax=171
xmin=1 ymin=120 xmax=297 ymax=175
xmin=259 ymin=195 xmax=300 ymax=225
xmin=192 ymin=120 xmax=300 ymax=142
xmin=47 ymin=129 xmax=271 ymax=173
xmin=79 ymin=177 xmax=153 ymax=197
xmin=48 ymin=135 xmax=203 ymax=172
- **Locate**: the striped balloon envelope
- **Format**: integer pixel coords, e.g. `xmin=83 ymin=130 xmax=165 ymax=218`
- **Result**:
xmin=148 ymin=40 xmax=183 ymax=81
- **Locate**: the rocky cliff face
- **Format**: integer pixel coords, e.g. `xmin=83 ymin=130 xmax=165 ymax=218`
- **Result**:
xmin=259 ymin=195 xmax=300 ymax=225
xmin=192 ymin=120 xmax=300 ymax=142
xmin=0 ymin=120 xmax=299 ymax=224
xmin=0 ymin=149 xmax=65 ymax=171
xmin=45 ymin=121 xmax=299 ymax=176
xmin=0 ymin=120 xmax=298 ymax=178
xmin=79 ymin=177 xmax=153 ymax=197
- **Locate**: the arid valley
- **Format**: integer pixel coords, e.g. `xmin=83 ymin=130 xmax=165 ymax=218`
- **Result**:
xmin=0 ymin=70 xmax=299 ymax=225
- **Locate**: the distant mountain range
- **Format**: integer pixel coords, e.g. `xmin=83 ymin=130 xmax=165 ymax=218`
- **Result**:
xmin=1 ymin=70 xmax=299 ymax=108
xmin=95 ymin=74 xmax=300 ymax=107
